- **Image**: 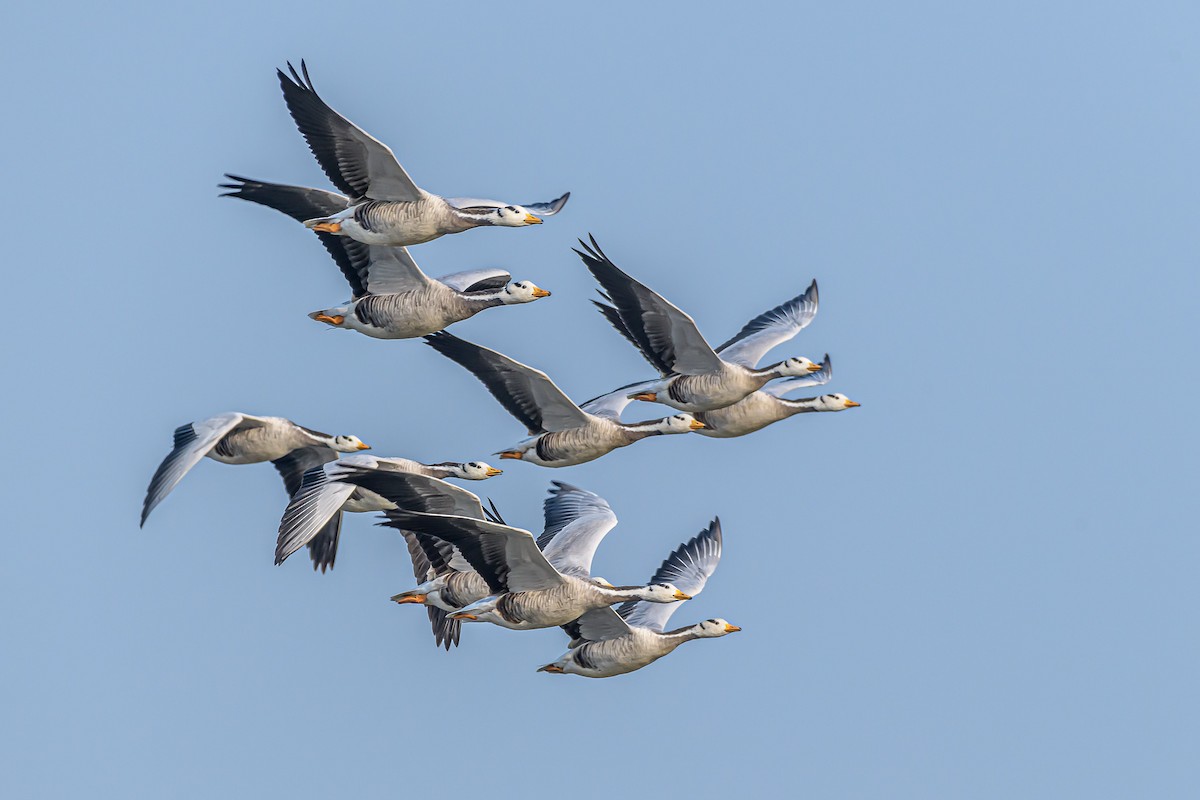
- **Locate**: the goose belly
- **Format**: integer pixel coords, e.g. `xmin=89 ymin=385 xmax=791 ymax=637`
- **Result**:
xmin=207 ymin=426 xmax=300 ymax=464
xmin=506 ymin=586 xmax=600 ymax=628
xmin=342 ymin=200 xmax=450 ymax=247
xmin=342 ymin=488 xmax=394 ymax=514
xmin=569 ymin=633 xmax=675 ymax=677
xmin=663 ymin=370 xmax=761 ymax=411
xmin=523 ymin=426 xmax=626 ymax=467
xmin=347 ymin=289 xmax=466 ymax=339
xmin=694 ymin=393 xmax=787 ymax=438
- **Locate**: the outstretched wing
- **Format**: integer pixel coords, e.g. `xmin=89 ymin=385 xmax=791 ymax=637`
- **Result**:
xmin=141 ymin=413 xmax=263 ymax=526
xmin=437 ymin=268 xmax=512 ymax=293
xmin=360 ymin=245 xmax=431 ymax=294
xmin=576 ymin=236 xmax=722 ymax=376
xmin=561 ymin=607 xmax=632 ymax=645
xmin=333 ymin=466 xmax=486 ymax=519
xmin=716 ymin=280 xmax=819 ymax=367
xmin=276 ymin=461 xmax=358 ymax=565
xmin=445 ymin=192 xmax=570 ymax=217
xmin=424 ymin=332 xmax=590 ymax=434
xmin=619 ymin=518 xmax=723 ymax=632
xmin=535 ymin=483 xmax=619 ymax=580
xmin=278 ymin=60 xmax=422 ymax=202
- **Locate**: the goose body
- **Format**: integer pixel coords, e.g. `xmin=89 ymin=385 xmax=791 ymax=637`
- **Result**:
xmin=577 ymin=236 xmax=823 ymax=412
xmin=539 ymin=519 xmax=739 ymax=679
xmin=220 ymin=176 xmax=550 ymax=339
xmin=275 ymin=455 xmax=501 ymax=569
xmin=274 ymin=61 xmax=568 ymax=247
xmin=141 ymin=413 xmax=369 ymax=527
xmin=424 ymin=331 xmax=705 ymax=468
xmin=381 ymin=483 xmax=689 ymax=631
xmin=692 ymin=359 xmax=860 ymax=438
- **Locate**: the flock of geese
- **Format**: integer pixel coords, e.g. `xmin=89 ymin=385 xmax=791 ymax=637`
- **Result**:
xmin=141 ymin=61 xmax=860 ymax=678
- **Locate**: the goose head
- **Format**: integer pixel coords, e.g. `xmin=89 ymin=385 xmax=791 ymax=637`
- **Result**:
xmin=331 ymin=435 xmax=371 ymax=452
xmin=816 ymin=393 xmax=861 ymax=411
xmin=654 ymin=413 xmax=708 ymax=434
xmin=446 ymin=461 xmax=503 ymax=480
xmin=776 ymin=356 xmax=824 ymax=377
xmin=694 ymin=618 xmax=741 ymax=638
xmin=501 ymin=280 xmax=552 ymax=304
xmin=492 ymin=204 xmax=543 ymax=227
xmin=637 ymin=582 xmax=692 ymax=603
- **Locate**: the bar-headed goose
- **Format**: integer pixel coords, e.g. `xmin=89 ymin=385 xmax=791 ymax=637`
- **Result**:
xmin=220 ymin=176 xmax=551 ymax=339
xmin=141 ymin=413 xmax=368 ymax=527
xmin=379 ymin=492 xmax=690 ymax=631
xmin=423 ymin=332 xmax=706 ymax=467
xmin=274 ymin=456 xmax=501 ymax=571
xmin=274 ymin=61 xmax=568 ymax=247
xmin=576 ymin=236 xmax=823 ymax=411
xmin=539 ymin=518 xmax=738 ymax=678
xmin=693 ymin=356 xmax=861 ymax=437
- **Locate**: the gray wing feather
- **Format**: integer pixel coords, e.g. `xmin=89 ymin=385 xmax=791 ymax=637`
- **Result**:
xmin=424 ymin=332 xmax=590 ymax=434
xmin=762 ymin=354 xmax=833 ymax=397
xmin=278 ymin=61 xmax=422 ymax=202
xmin=361 ymin=246 xmax=431 ymax=294
xmin=271 ymin=445 xmax=338 ymax=498
xmin=579 ymin=380 xmax=656 ymax=420
xmin=536 ymin=483 xmax=619 ymax=580
xmin=619 ymin=518 xmax=723 ymax=632
xmin=276 ymin=462 xmax=357 ymax=565
xmin=444 ymin=193 xmax=569 ymax=217
xmin=575 ymin=236 xmax=722 ymax=375
xmin=141 ymin=412 xmax=255 ymax=526
xmin=333 ymin=466 xmax=485 ymax=519
xmin=716 ymin=280 xmax=819 ymax=367
xmin=561 ymin=607 xmax=632 ymax=644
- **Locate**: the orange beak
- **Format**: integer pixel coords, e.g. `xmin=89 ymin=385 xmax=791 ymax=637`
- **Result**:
xmin=844 ymin=400 xmax=861 ymax=408
xmin=724 ymin=624 xmax=741 ymax=633
xmin=532 ymin=287 xmax=552 ymax=298
xmin=524 ymin=213 xmax=543 ymax=224
xmin=484 ymin=467 xmax=503 ymax=477
xmin=689 ymin=419 xmax=707 ymax=430
xmin=391 ymin=593 xmax=427 ymax=605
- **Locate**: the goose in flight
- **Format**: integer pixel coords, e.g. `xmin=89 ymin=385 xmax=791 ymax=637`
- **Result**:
xmin=539 ymin=518 xmax=738 ymax=678
xmin=692 ymin=356 xmax=861 ymax=437
xmin=274 ymin=455 xmax=502 ymax=571
xmin=577 ymin=236 xmax=824 ymax=411
xmin=220 ymin=175 xmax=551 ymax=338
xmin=379 ymin=487 xmax=690 ymax=631
xmin=141 ymin=413 xmax=368 ymax=527
xmin=274 ymin=61 xmax=568 ymax=247
xmin=423 ymin=332 xmax=706 ymax=467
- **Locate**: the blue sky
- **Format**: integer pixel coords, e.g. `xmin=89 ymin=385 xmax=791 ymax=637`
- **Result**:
xmin=4 ymin=2 xmax=1198 ymax=797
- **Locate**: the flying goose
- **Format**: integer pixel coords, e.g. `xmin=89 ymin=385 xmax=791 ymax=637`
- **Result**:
xmin=693 ymin=356 xmax=861 ymax=437
xmin=423 ymin=331 xmax=706 ymax=467
xmin=539 ymin=518 xmax=738 ymax=678
xmin=379 ymin=495 xmax=690 ymax=631
xmin=576 ymin=236 xmax=824 ymax=411
xmin=220 ymin=175 xmax=551 ymax=339
xmin=274 ymin=456 xmax=502 ymax=570
xmin=141 ymin=413 xmax=368 ymax=527
xmin=275 ymin=61 xmax=568 ymax=247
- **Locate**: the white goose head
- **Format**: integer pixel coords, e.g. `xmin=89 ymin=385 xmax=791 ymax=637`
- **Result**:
xmin=447 ymin=460 xmax=503 ymax=480
xmin=637 ymin=582 xmax=692 ymax=603
xmin=815 ymin=393 xmax=861 ymax=412
xmin=777 ymin=356 xmax=824 ymax=377
xmin=492 ymin=205 xmax=543 ymax=227
xmin=693 ymin=618 xmax=741 ymax=637
xmin=331 ymin=435 xmax=371 ymax=452
xmin=501 ymin=280 xmax=552 ymax=304
xmin=652 ymin=413 xmax=708 ymax=434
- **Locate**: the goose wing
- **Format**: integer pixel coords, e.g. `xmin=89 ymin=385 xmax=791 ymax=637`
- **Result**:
xmin=424 ymin=332 xmax=590 ymax=434
xmin=141 ymin=413 xmax=267 ymax=526
xmin=535 ymin=483 xmax=619 ymax=580
xmin=561 ymin=607 xmax=632 ymax=645
xmin=270 ymin=445 xmax=339 ymax=497
xmin=576 ymin=236 xmax=722 ymax=376
xmin=278 ymin=60 xmax=422 ymax=202
xmin=579 ymin=380 xmax=655 ymax=421
xmin=619 ymin=518 xmax=723 ymax=632
xmin=334 ymin=466 xmax=485 ymax=519
xmin=437 ymin=268 xmax=512 ymax=293
xmin=275 ymin=458 xmax=363 ymax=565
xmin=381 ymin=510 xmax=563 ymax=593
xmin=762 ymin=353 xmax=833 ymax=397
xmin=218 ymin=174 xmax=371 ymax=297
xmin=360 ymin=245 xmax=432 ymax=294
xmin=715 ymin=280 xmax=819 ymax=367
xmin=445 ymin=192 xmax=570 ymax=217
xmin=400 ymin=530 xmax=461 ymax=649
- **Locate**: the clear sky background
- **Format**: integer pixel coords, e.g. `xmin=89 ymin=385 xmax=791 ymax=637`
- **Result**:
xmin=4 ymin=2 xmax=1198 ymax=797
